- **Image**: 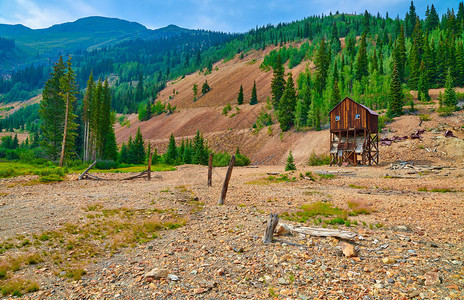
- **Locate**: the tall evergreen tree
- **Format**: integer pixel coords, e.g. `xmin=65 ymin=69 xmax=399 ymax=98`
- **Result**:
xmin=443 ymin=68 xmax=457 ymax=109
xmin=388 ymin=63 xmax=404 ymax=118
xmin=39 ymin=56 xmax=67 ymax=161
xmin=271 ymin=54 xmax=286 ymax=109
xmin=417 ymin=61 xmax=430 ymax=102
xmin=278 ymin=73 xmax=297 ymax=131
xmin=135 ymin=72 xmax=144 ymax=103
xmin=355 ymin=33 xmax=368 ymax=81
xmin=330 ymin=81 xmax=341 ymax=110
xmin=131 ymin=127 xmax=146 ymax=164
xmin=393 ymin=25 xmax=407 ymax=82
xmin=426 ymin=4 xmax=440 ymax=31
xmin=237 ymin=85 xmax=244 ymax=105
xmin=314 ymin=37 xmax=329 ymax=94
xmin=250 ymin=81 xmax=258 ymax=105
xmin=201 ymin=80 xmax=210 ymax=94
xmin=164 ymin=133 xmax=178 ymax=165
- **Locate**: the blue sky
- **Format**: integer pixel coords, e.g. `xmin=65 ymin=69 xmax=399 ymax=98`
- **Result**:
xmin=0 ymin=0 xmax=459 ymax=32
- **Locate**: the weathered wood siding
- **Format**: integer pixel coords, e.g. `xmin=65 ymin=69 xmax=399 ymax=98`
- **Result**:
xmin=330 ymin=98 xmax=378 ymax=133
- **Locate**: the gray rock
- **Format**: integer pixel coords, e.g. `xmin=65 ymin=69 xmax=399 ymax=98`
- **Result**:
xmin=168 ymin=274 xmax=179 ymax=281
xmin=144 ymin=268 xmax=168 ymax=280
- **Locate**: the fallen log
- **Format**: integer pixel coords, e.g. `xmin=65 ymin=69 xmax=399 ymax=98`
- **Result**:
xmin=78 ymin=160 xmax=97 ymax=180
xmin=281 ymin=223 xmax=356 ymax=240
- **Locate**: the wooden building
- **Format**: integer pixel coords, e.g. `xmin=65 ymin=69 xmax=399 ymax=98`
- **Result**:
xmin=329 ymin=97 xmax=379 ymax=166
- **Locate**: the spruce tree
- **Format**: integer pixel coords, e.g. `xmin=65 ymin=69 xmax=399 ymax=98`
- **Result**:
xmin=271 ymin=54 xmax=285 ymax=109
xmin=444 ymin=68 xmax=457 ymax=109
xmin=426 ymin=5 xmax=440 ymax=31
xmin=83 ymin=72 xmax=94 ymax=162
xmin=119 ymin=142 xmax=129 ymax=163
xmin=417 ymin=61 xmax=430 ymax=102
xmin=40 ymin=56 xmax=67 ymax=161
xmin=330 ymin=81 xmax=341 ymax=110
xmin=201 ymin=80 xmax=210 ymax=94
xmin=164 ymin=133 xmax=178 ymax=165
xmin=355 ymin=33 xmax=368 ymax=81
xmin=237 ymin=85 xmax=244 ymax=105
xmin=314 ymin=37 xmax=329 ymax=94
xmin=250 ymin=81 xmax=258 ymax=105
xmin=393 ymin=25 xmax=407 ymax=82
xmin=285 ymin=150 xmax=296 ymax=171
xmin=131 ymin=127 xmax=146 ymax=164
xmin=388 ymin=63 xmax=404 ymax=118
xmin=278 ymin=73 xmax=297 ymax=131
xmin=135 ymin=72 xmax=144 ymax=103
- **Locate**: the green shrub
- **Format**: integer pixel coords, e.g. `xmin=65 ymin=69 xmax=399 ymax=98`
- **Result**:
xmin=95 ymin=160 xmax=119 ymax=170
xmin=0 ymin=168 xmax=17 ymax=178
xmin=308 ymin=153 xmax=330 ymax=166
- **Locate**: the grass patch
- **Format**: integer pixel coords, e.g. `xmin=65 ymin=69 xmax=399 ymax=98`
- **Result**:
xmin=1 ymin=277 xmax=39 ymax=296
xmin=318 ymin=173 xmax=335 ymax=179
xmin=246 ymin=173 xmax=296 ymax=185
xmin=348 ymin=184 xmax=367 ymax=189
xmin=347 ymin=199 xmax=373 ymax=215
xmin=64 ymin=266 xmax=87 ymax=281
xmin=419 ymin=114 xmax=431 ymax=121
xmin=418 ymin=187 xmax=457 ymax=193
xmin=281 ymin=202 xmax=348 ymax=223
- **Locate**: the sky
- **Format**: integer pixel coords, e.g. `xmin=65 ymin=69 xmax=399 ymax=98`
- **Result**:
xmin=0 ymin=0 xmax=459 ymax=33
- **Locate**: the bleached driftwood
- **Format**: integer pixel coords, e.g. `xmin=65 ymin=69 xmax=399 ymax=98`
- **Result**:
xmin=78 ymin=160 xmax=97 ymax=180
xmin=281 ymin=223 xmax=356 ymax=240
xmin=263 ymin=213 xmax=279 ymax=243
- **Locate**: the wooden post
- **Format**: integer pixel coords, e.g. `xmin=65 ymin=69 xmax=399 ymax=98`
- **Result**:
xmin=147 ymin=151 xmax=153 ymax=181
xmin=207 ymin=153 xmax=213 ymax=187
xmin=217 ymin=155 xmax=235 ymax=205
xmin=263 ymin=213 xmax=279 ymax=243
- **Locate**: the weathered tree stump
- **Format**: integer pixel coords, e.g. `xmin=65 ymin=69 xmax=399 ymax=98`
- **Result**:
xmin=263 ymin=213 xmax=279 ymax=243
xmin=217 ymin=155 xmax=235 ymax=205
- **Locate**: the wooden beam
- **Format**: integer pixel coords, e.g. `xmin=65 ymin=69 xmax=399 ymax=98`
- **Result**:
xmin=217 ymin=155 xmax=235 ymax=205
xmin=208 ymin=153 xmax=213 ymax=187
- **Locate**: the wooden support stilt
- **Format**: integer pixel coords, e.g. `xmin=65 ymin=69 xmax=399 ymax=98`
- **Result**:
xmin=147 ymin=151 xmax=153 ymax=181
xmin=208 ymin=153 xmax=213 ymax=187
xmin=217 ymin=155 xmax=235 ymax=205
xmin=263 ymin=213 xmax=279 ymax=243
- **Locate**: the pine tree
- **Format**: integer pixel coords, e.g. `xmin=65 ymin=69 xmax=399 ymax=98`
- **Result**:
xmin=388 ymin=63 xmax=404 ymax=118
xmin=330 ymin=81 xmax=341 ymax=110
xmin=393 ymin=25 xmax=407 ymax=82
xmin=58 ymin=57 xmax=78 ymax=167
xmin=271 ymin=54 xmax=285 ymax=109
xmin=405 ymin=1 xmax=417 ymax=37
xmin=237 ymin=85 xmax=244 ymax=105
xmin=314 ymin=37 xmax=329 ymax=94
xmin=119 ymin=142 xmax=129 ymax=163
xmin=201 ymin=80 xmax=210 ymax=94
xmin=278 ymin=73 xmax=297 ymax=131
xmin=426 ymin=4 xmax=440 ymax=31
xmin=285 ymin=150 xmax=296 ymax=171
xmin=131 ymin=127 xmax=146 ymax=164
xmin=355 ymin=33 xmax=368 ymax=81
xmin=164 ymin=133 xmax=178 ymax=165
xmin=444 ymin=68 xmax=457 ymax=109
xmin=40 ymin=56 xmax=67 ymax=161
xmin=417 ymin=61 xmax=430 ymax=102
xmin=294 ymin=99 xmax=304 ymax=131
xmin=250 ymin=81 xmax=258 ymax=105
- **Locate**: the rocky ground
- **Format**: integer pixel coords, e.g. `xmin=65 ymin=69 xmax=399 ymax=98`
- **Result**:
xmin=1 ymin=162 xmax=463 ymax=299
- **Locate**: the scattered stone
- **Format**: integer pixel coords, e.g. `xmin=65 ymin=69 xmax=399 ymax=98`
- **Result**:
xmin=408 ymin=249 xmax=417 ymax=256
xmin=167 ymin=274 xmax=179 ymax=281
xmin=144 ymin=268 xmax=168 ymax=281
xmin=216 ymin=268 xmax=225 ymax=276
xmin=382 ymin=257 xmax=396 ymax=264
xmin=278 ymin=278 xmax=289 ymax=285
xmin=341 ymin=242 xmax=357 ymax=257
xmin=424 ymin=271 xmax=441 ymax=286
xmin=275 ymin=223 xmax=291 ymax=236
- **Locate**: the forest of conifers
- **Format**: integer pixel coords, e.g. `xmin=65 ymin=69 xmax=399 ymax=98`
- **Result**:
xmin=0 ymin=1 xmax=463 ymax=161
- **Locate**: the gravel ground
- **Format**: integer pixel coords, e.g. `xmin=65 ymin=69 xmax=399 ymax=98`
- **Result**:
xmin=1 ymin=164 xmax=463 ymax=299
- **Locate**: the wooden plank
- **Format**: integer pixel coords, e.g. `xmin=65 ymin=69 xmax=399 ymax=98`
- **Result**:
xmin=282 ymin=223 xmax=357 ymax=240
